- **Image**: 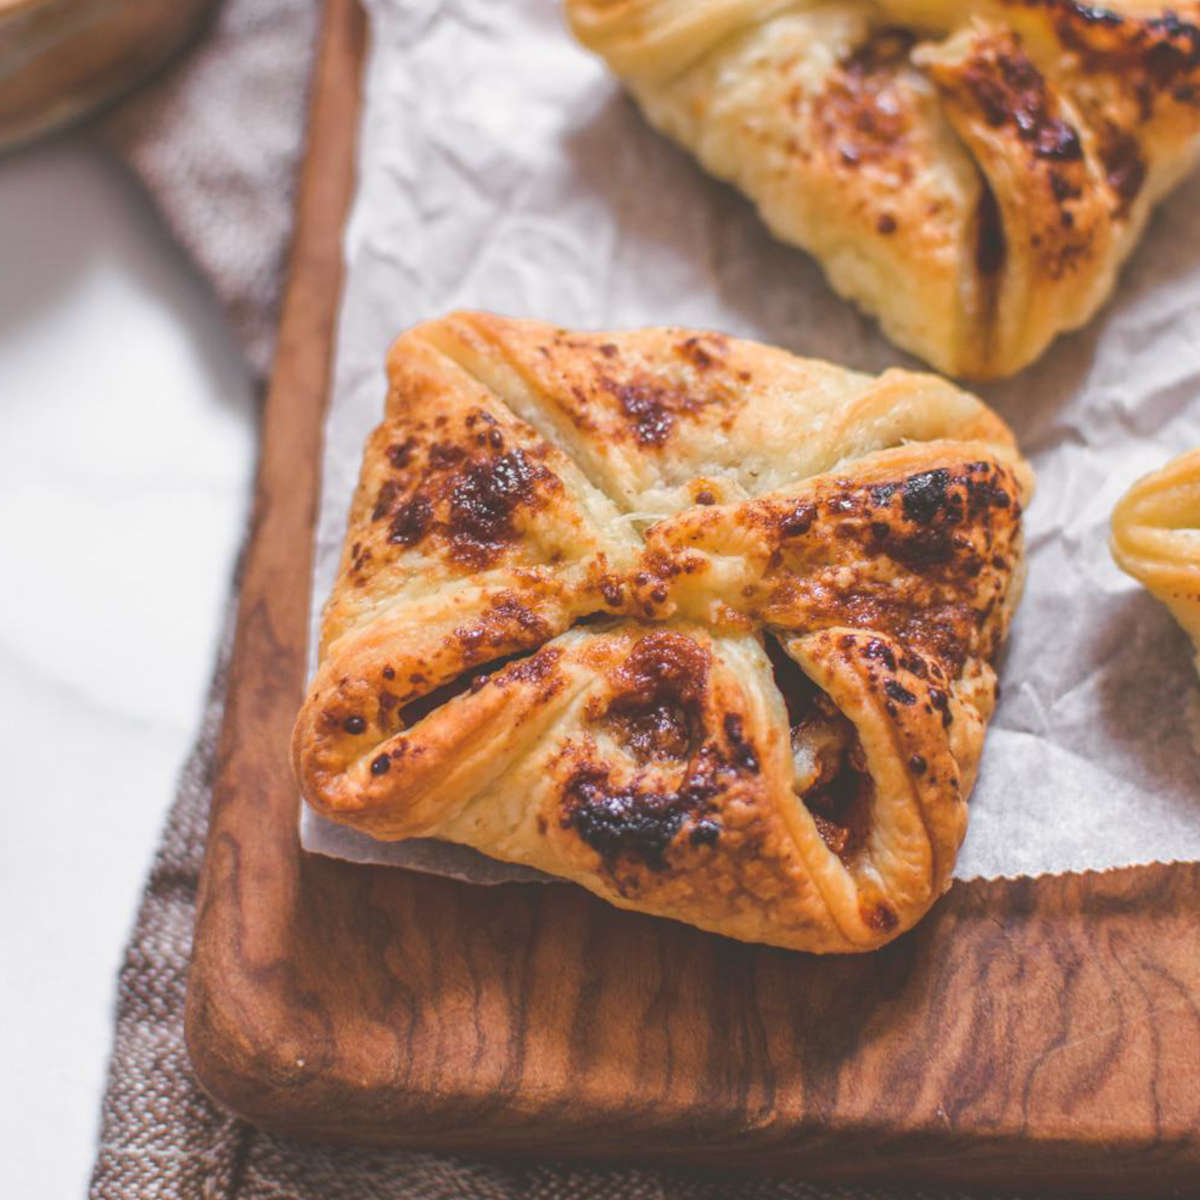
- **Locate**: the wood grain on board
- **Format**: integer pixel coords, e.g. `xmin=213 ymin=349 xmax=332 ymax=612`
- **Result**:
xmin=186 ymin=0 xmax=1200 ymax=1192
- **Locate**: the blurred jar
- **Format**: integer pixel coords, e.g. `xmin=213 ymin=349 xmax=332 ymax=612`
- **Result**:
xmin=0 ymin=0 xmax=215 ymax=151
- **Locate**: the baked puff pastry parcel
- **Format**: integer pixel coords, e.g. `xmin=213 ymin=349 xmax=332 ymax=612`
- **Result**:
xmin=566 ymin=0 xmax=1200 ymax=379
xmin=1112 ymin=448 xmax=1200 ymax=669
xmin=294 ymin=313 xmax=1033 ymax=952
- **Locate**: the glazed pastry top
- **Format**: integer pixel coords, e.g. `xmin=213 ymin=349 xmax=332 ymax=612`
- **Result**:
xmin=567 ymin=0 xmax=1200 ymax=378
xmin=294 ymin=313 xmax=1033 ymax=952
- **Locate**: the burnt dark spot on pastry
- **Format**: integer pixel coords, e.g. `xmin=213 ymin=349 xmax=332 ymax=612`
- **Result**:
xmin=723 ymin=713 xmax=760 ymax=774
xmin=873 ymin=520 xmax=956 ymax=568
xmin=695 ymin=489 xmax=716 ymax=506
xmin=562 ymin=767 xmax=694 ymax=869
xmin=370 ymin=754 xmax=391 ymax=776
xmin=779 ymin=501 xmax=816 ymax=538
xmin=382 ymin=666 xmax=395 ymax=680
xmin=863 ymin=902 xmax=898 ymax=933
xmin=387 ymin=438 xmax=418 ymax=470
xmin=884 ymin=679 xmax=917 ymax=705
xmin=388 ymin=495 xmax=433 ymax=547
xmin=372 ymin=480 xmax=398 ymax=522
xmin=964 ymin=470 xmax=1013 ymax=515
xmin=561 ymin=733 xmax=734 ymax=870
xmin=448 ymin=449 xmax=557 ymax=567
xmin=689 ymin=818 xmax=721 ymax=846
xmin=1035 ymin=121 xmax=1082 ymax=160
xmin=1051 ymin=3 xmax=1200 ymax=112
xmin=909 ymin=753 xmax=927 ymax=775
xmin=598 ymin=342 xmax=618 ymax=358
xmin=343 ymin=714 xmax=366 ymax=735
xmin=678 ymin=336 xmax=719 ymax=370
xmin=600 ymin=577 xmax=624 ymax=607
xmin=488 ymin=428 xmax=504 ymax=450
xmin=428 ymin=442 xmax=466 ymax=471
xmin=876 ymin=213 xmax=897 ymax=234
xmin=901 ymin=469 xmax=952 ymax=525
xmin=1059 ymin=3 xmax=1124 ymax=28
xmin=378 ymin=690 xmax=398 ymax=713
xmin=928 ymin=686 xmax=953 ymax=728
xmin=1049 ymin=169 xmax=1081 ymax=205
xmin=864 ymin=638 xmax=897 ymax=670
xmin=601 ymin=378 xmax=686 ymax=446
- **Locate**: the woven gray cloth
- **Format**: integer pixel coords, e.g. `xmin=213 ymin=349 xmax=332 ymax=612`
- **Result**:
xmin=100 ymin=0 xmax=318 ymax=377
xmin=83 ymin=4 xmax=1078 ymax=1197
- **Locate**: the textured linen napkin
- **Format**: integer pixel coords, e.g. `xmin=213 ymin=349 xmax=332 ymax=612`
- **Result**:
xmin=82 ymin=2 xmax=1127 ymax=1197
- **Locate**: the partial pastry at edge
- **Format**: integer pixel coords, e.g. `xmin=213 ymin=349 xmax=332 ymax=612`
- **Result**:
xmin=566 ymin=0 xmax=1200 ymax=380
xmin=1112 ymin=448 xmax=1200 ymax=668
xmin=293 ymin=312 xmax=1034 ymax=953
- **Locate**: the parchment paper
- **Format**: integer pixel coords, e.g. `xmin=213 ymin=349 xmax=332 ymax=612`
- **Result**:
xmin=301 ymin=0 xmax=1200 ymax=882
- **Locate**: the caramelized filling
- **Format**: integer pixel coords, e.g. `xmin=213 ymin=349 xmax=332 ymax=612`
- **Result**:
xmin=765 ymin=635 xmax=874 ymax=861
xmin=599 ymin=630 xmax=708 ymax=765
xmin=393 ymin=616 xmax=617 ymax=733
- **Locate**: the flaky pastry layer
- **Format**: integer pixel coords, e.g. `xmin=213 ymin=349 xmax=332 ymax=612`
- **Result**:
xmin=566 ymin=0 xmax=1200 ymax=378
xmin=294 ymin=312 xmax=1034 ymax=952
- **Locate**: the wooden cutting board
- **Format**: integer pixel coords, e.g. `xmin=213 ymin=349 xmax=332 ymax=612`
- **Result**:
xmin=186 ymin=0 xmax=1200 ymax=1192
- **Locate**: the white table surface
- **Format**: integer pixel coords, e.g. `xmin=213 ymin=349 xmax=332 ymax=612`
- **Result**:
xmin=0 ymin=134 xmax=256 ymax=1199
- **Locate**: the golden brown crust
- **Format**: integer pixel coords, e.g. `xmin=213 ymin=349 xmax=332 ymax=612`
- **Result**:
xmin=566 ymin=0 xmax=1200 ymax=379
xmin=1111 ymin=447 xmax=1200 ymax=667
xmin=293 ymin=312 xmax=1033 ymax=952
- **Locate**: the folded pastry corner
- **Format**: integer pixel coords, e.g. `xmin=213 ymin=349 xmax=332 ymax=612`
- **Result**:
xmin=565 ymin=0 xmax=1200 ymax=379
xmin=1112 ymin=448 xmax=1200 ymax=669
xmin=293 ymin=312 xmax=1033 ymax=952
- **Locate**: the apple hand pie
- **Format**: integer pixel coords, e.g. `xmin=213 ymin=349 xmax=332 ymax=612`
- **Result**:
xmin=566 ymin=0 xmax=1200 ymax=379
xmin=1112 ymin=448 xmax=1200 ymax=669
xmin=293 ymin=313 xmax=1033 ymax=952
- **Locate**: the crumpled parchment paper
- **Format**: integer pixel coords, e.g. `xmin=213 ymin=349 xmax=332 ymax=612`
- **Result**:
xmin=301 ymin=0 xmax=1200 ymax=882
